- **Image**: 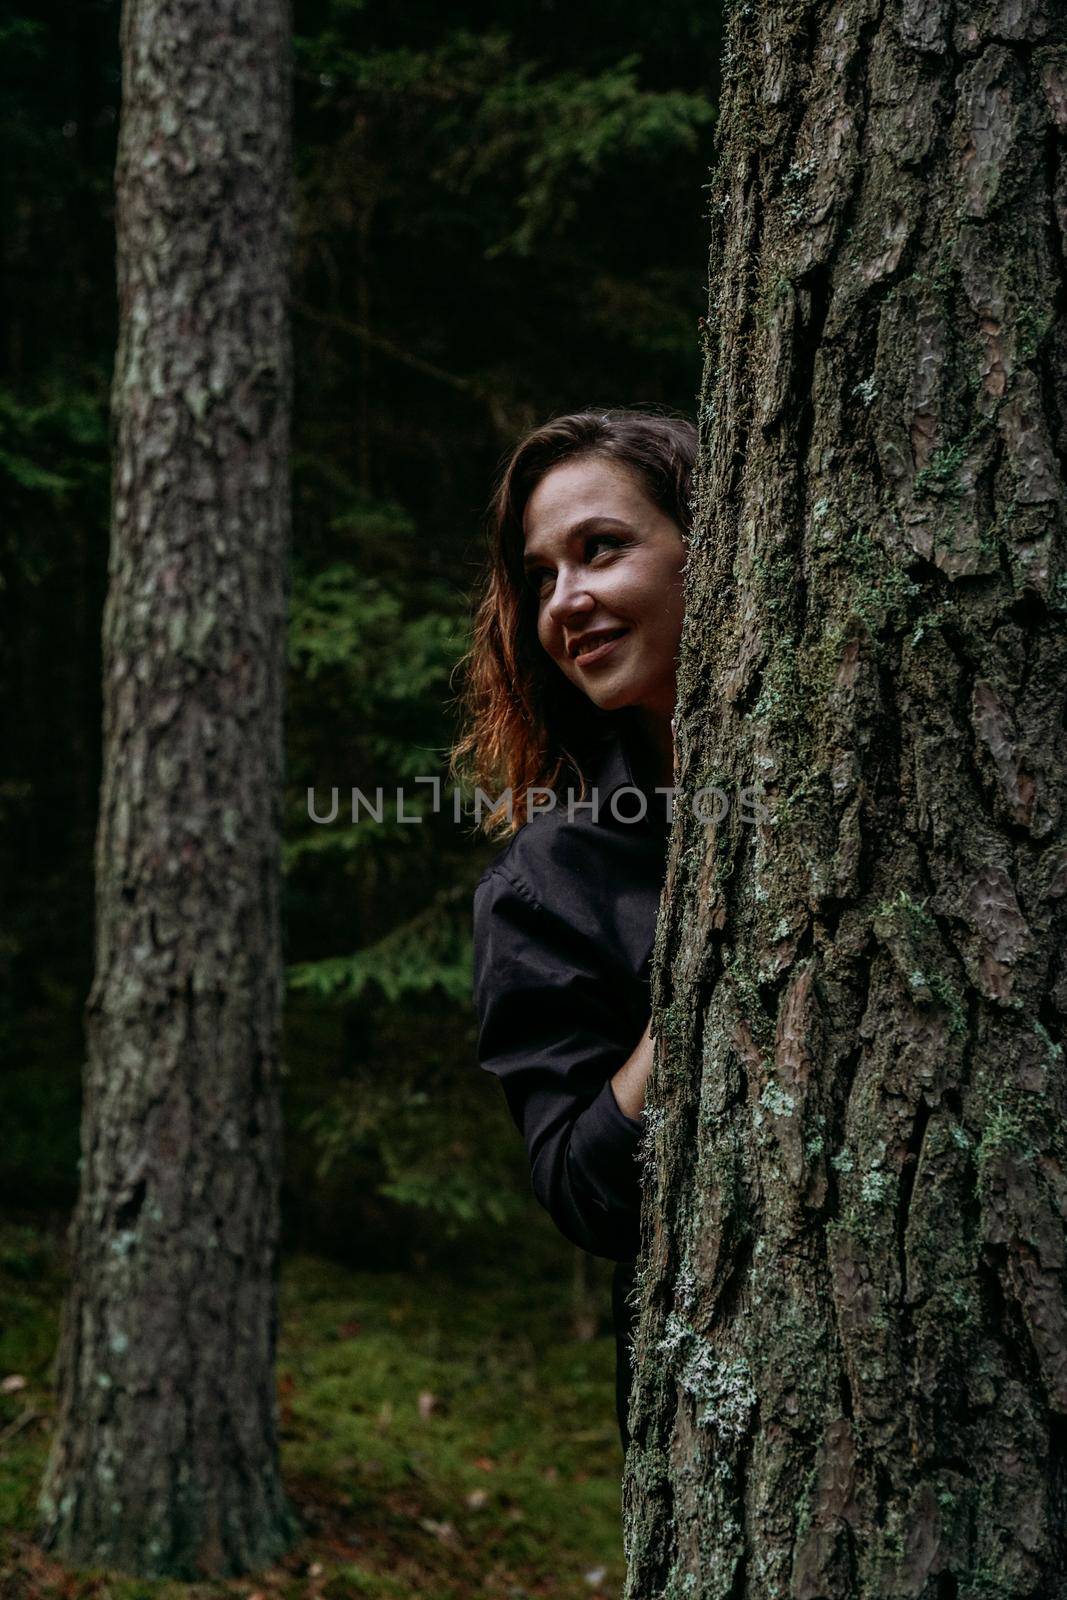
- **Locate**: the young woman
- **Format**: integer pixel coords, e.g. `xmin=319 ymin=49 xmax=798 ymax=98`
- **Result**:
xmin=453 ymin=409 xmax=694 ymax=1451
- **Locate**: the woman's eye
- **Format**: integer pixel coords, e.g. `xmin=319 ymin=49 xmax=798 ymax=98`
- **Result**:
xmin=526 ymin=537 xmax=621 ymax=592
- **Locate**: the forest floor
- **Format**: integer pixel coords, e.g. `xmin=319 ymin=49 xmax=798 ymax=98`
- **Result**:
xmin=0 ymin=1223 xmax=626 ymax=1600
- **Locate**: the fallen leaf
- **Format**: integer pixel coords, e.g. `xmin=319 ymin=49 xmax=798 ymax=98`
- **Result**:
xmin=418 ymin=1518 xmax=456 ymax=1542
xmin=473 ymin=1455 xmax=495 ymax=1472
xmin=1 ymin=1376 xmax=27 ymax=1394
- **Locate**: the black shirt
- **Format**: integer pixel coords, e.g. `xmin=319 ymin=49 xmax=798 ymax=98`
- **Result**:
xmin=471 ymin=724 xmax=670 ymax=1446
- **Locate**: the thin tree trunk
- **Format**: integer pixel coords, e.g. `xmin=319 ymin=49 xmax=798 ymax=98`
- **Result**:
xmin=39 ymin=0 xmax=293 ymax=1576
xmin=626 ymin=0 xmax=1067 ymax=1594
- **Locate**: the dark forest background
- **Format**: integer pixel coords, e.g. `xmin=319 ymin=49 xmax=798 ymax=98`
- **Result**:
xmin=0 ymin=0 xmax=719 ymax=1279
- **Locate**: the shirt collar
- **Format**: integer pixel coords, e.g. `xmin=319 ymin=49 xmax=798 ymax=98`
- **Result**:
xmin=591 ymin=733 xmax=635 ymax=800
xmin=589 ymin=722 xmax=667 ymax=810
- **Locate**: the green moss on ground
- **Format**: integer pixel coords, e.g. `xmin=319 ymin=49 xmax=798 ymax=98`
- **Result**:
xmin=0 ymin=1225 xmax=626 ymax=1600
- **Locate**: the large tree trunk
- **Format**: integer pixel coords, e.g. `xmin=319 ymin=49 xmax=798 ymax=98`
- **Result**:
xmin=626 ymin=0 xmax=1067 ymax=1594
xmin=39 ymin=0 xmax=292 ymax=1576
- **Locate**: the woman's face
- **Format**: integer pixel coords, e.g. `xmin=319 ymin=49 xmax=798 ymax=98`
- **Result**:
xmin=522 ymin=455 xmax=687 ymax=724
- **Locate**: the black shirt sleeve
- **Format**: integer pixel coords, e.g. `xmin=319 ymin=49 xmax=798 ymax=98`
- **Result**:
xmin=472 ymin=862 xmax=645 ymax=1262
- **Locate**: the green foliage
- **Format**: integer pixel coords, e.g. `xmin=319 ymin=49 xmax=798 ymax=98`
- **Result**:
xmin=303 ymin=1072 xmax=523 ymax=1232
xmin=443 ymin=45 xmax=712 ymax=257
xmin=288 ymin=553 xmax=464 ymax=773
xmin=0 ymin=376 xmax=110 ymax=1156
xmin=0 ymin=384 xmax=109 ymax=583
xmin=289 ymin=885 xmax=473 ymax=1005
xmin=282 ymin=491 xmax=492 ymax=1236
xmin=296 ymin=23 xmax=714 ymax=256
xmin=283 ymin=490 xmax=475 ymax=989
xmin=0 ymin=385 xmax=107 ymax=498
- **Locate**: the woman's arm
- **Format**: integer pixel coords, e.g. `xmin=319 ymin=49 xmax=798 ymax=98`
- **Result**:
xmin=610 ymin=1018 xmax=653 ymax=1120
xmin=473 ymin=864 xmax=650 ymax=1261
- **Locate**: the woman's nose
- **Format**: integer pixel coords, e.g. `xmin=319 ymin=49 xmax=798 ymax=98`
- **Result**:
xmin=546 ymin=568 xmax=595 ymax=626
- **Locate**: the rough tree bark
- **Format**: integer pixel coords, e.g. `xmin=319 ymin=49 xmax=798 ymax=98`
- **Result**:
xmin=626 ymin=0 xmax=1067 ymax=1595
xmin=39 ymin=0 xmax=292 ymax=1576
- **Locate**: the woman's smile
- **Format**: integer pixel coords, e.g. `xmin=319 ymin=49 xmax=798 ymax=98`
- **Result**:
xmin=521 ymin=455 xmax=686 ymax=724
xmin=571 ymin=626 xmax=630 ymax=665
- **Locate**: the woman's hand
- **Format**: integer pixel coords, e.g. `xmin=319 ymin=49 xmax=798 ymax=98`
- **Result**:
xmin=611 ymin=722 xmax=676 ymax=1122
xmin=610 ymin=1018 xmax=654 ymax=1121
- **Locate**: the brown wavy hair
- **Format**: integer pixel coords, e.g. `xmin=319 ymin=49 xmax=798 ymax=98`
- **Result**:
xmin=450 ymin=408 xmax=697 ymax=836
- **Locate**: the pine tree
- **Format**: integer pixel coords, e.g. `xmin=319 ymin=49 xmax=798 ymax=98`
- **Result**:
xmin=39 ymin=0 xmax=293 ymax=1574
xmin=626 ymin=0 xmax=1067 ymax=1592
